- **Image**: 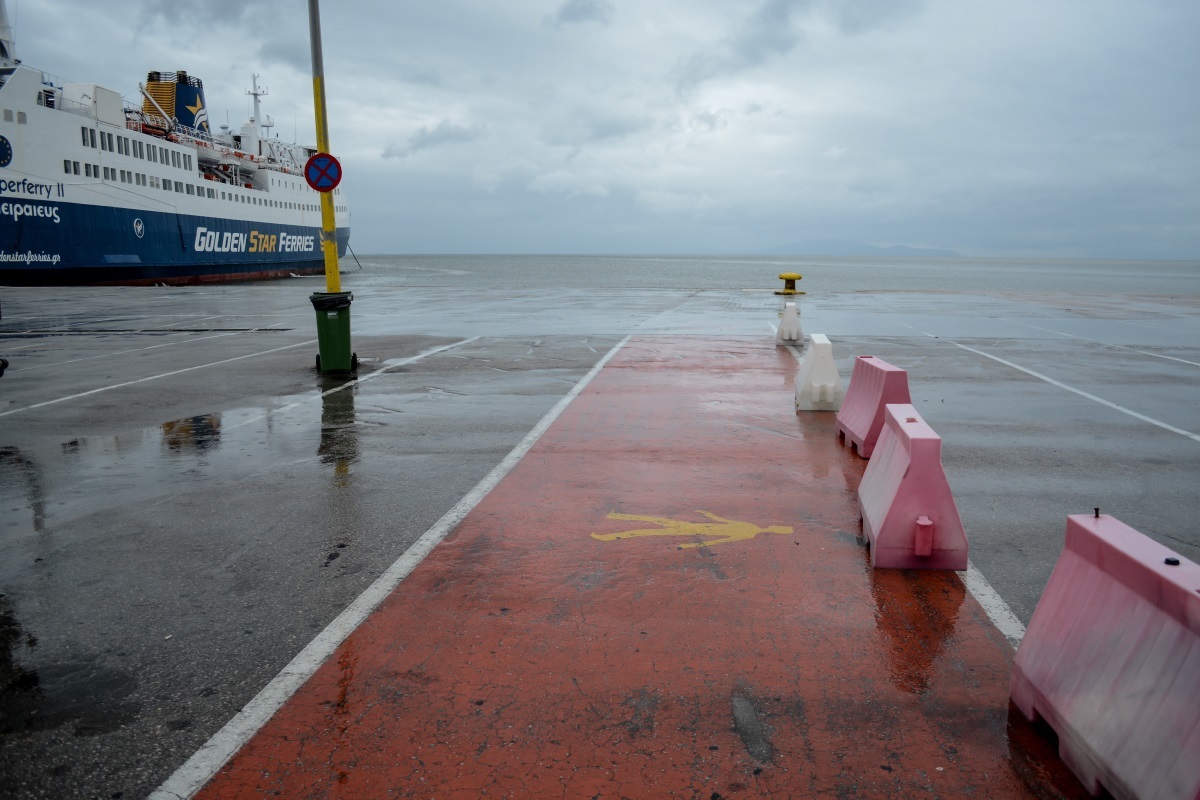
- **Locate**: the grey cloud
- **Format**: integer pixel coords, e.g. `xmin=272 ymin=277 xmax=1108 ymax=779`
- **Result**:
xmin=825 ymin=0 xmax=924 ymax=35
xmin=583 ymin=112 xmax=651 ymax=142
xmin=547 ymin=0 xmax=615 ymax=29
xmin=689 ymin=109 xmax=730 ymax=133
xmin=138 ymin=0 xmax=286 ymax=28
xmin=259 ymin=37 xmax=310 ymax=73
xmin=394 ymin=66 xmax=443 ymax=87
xmin=674 ymin=0 xmax=813 ymax=94
xmin=540 ymin=108 xmax=653 ymax=148
xmin=382 ymin=120 xmax=486 ymax=159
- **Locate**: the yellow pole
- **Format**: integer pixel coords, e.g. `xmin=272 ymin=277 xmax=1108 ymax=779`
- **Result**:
xmin=308 ymin=0 xmax=340 ymax=294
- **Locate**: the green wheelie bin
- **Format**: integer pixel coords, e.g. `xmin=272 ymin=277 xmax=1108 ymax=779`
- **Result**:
xmin=310 ymin=291 xmax=357 ymax=373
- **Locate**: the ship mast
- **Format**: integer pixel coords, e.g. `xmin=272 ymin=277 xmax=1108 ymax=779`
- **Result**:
xmin=247 ymin=74 xmax=274 ymax=137
xmin=0 ymin=0 xmax=18 ymax=68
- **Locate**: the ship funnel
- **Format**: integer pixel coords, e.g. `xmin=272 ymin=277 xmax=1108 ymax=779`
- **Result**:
xmin=0 ymin=0 xmax=17 ymax=66
xmin=142 ymin=70 xmax=210 ymax=134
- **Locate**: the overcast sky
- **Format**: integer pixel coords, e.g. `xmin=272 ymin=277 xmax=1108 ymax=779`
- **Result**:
xmin=13 ymin=0 xmax=1200 ymax=258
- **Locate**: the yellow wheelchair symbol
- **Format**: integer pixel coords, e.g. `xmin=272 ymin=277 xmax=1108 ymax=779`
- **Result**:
xmin=591 ymin=511 xmax=793 ymax=549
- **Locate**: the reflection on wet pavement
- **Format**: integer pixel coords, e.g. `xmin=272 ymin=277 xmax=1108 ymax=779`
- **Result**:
xmin=0 ymin=595 xmax=140 ymax=738
xmin=869 ymin=566 xmax=966 ymax=695
xmin=318 ymin=376 xmax=359 ymax=486
xmin=162 ymin=415 xmax=222 ymax=453
xmin=0 ymin=447 xmax=46 ymax=534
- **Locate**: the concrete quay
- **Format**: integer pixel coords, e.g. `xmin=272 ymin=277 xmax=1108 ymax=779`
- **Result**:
xmin=1 ymin=275 xmax=1198 ymax=798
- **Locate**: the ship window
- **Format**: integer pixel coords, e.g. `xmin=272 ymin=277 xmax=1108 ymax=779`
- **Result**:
xmin=73 ymin=161 xmax=80 ymax=175
xmin=186 ymin=184 xmax=194 ymax=195
xmin=84 ymin=163 xmax=91 ymax=177
xmin=207 ymin=188 xmax=214 ymax=198
xmin=89 ymin=129 xmax=97 ymax=148
xmin=3 ymin=110 xmax=11 ymax=122
xmin=64 ymin=159 xmax=71 ymax=174
xmin=163 ymin=181 xmax=171 ymax=192
xmin=81 ymin=127 xmax=89 ymax=146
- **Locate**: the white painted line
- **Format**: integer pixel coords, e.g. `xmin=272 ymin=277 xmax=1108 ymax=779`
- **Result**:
xmin=0 ymin=340 xmax=317 ymax=418
xmin=948 ymin=340 xmax=1200 ymax=443
xmin=148 ymin=335 xmax=632 ymax=800
xmin=961 ymin=561 xmax=1026 ymax=649
xmin=1000 ymin=317 xmax=1200 ymax=368
xmin=11 ymin=331 xmax=246 ymax=372
xmin=222 ymin=338 xmax=482 ymax=432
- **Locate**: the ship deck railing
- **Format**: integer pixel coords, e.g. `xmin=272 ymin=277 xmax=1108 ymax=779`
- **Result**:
xmin=40 ymin=92 xmax=91 ymax=118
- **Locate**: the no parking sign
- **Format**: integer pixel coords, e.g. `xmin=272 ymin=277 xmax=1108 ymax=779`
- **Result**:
xmin=304 ymin=152 xmax=342 ymax=193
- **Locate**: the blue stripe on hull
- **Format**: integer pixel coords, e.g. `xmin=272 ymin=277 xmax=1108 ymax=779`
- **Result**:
xmin=0 ymin=199 xmax=350 ymax=285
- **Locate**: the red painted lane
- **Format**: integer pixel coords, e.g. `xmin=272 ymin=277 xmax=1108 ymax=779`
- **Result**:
xmin=197 ymin=337 xmax=1085 ymax=799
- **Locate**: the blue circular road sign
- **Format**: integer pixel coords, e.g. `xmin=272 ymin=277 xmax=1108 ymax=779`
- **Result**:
xmin=304 ymin=152 xmax=342 ymax=193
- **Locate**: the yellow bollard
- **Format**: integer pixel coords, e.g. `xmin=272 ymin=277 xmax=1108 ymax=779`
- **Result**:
xmin=776 ymin=272 xmax=805 ymax=295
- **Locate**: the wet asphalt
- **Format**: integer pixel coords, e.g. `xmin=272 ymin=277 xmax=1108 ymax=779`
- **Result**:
xmin=1 ymin=274 xmax=1198 ymax=799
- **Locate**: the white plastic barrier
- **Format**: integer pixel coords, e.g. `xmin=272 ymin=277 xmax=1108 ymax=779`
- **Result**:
xmin=776 ymin=301 xmax=803 ymax=344
xmin=794 ymin=334 xmax=844 ymax=411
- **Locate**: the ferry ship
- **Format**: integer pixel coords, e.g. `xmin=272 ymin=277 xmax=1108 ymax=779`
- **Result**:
xmin=0 ymin=1 xmax=350 ymax=285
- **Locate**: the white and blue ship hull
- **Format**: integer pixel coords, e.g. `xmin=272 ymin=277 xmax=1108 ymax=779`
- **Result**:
xmin=0 ymin=18 xmax=350 ymax=286
xmin=2 ymin=196 xmax=350 ymax=285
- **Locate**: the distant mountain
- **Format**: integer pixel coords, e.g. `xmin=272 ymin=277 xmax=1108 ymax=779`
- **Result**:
xmin=765 ymin=239 xmax=963 ymax=258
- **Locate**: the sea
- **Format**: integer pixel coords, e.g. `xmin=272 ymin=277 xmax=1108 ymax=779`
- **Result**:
xmin=335 ymin=254 xmax=1200 ymax=296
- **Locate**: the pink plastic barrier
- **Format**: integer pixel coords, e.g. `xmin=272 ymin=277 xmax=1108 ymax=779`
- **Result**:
xmin=835 ymin=355 xmax=911 ymax=458
xmin=1011 ymin=515 xmax=1200 ymax=800
xmin=857 ymin=404 xmax=968 ymax=570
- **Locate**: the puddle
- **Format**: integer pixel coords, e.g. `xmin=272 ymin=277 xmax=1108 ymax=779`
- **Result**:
xmin=1 ymin=595 xmax=139 ymax=737
xmin=2 ymin=380 xmax=369 ymax=545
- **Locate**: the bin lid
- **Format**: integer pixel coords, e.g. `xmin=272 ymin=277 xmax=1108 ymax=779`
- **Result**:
xmin=310 ymin=291 xmax=353 ymax=310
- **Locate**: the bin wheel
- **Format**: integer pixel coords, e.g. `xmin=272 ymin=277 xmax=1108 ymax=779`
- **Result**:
xmin=315 ymin=354 xmax=321 ymax=372
xmin=351 ymin=353 xmax=359 ymax=372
